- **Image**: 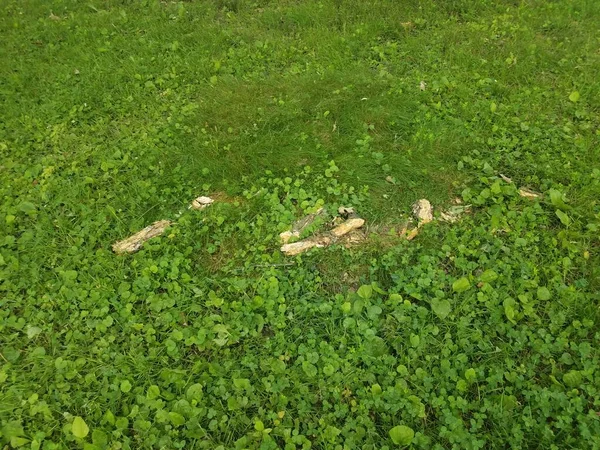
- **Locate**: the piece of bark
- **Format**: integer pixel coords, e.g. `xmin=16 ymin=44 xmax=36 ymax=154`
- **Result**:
xmin=112 ymin=220 xmax=171 ymax=254
xmin=331 ymin=218 xmax=365 ymax=237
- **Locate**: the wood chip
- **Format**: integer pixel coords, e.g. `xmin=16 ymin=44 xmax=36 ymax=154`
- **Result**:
xmin=191 ymin=196 xmax=214 ymax=210
xmin=280 ymin=237 xmax=330 ymax=256
xmin=338 ymin=206 xmax=355 ymax=215
xmin=406 ymin=228 xmax=420 ymax=240
xmin=518 ymin=188 xmax=541 ymax=199
xmin=112 ymin=220 xmax=171 ymax=254
xmin=412 ymin=199 xmax=433 ymax=224
xmin=281 ymin=218 xmax=365 ymax=256
xmin=279 ymin=230 xmax=300 ymax=244
xmin=331 ymin=218 xmax=365 ymax=237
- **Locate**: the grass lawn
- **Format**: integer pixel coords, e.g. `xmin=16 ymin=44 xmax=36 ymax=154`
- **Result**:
xmin=1 ymin=0 xmax=600 ymax=448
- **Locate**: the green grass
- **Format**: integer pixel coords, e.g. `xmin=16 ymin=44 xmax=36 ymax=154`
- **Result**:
xmin=1 ymin=0 xmax=600 ymax=449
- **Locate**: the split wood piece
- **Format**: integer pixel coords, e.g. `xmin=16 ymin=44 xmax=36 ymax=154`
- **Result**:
xmin=191 ymin=196 xmax=214 ymax=210
xmin=281 ymin=217 xmax=365 ymax=256
xmin=518 ymin=188 xmax=541 ymax=199
xmin=279 ymin=207 xmax=327 ymax=244
xmin=280 ymin=237 xmax=330 ymax=256
xmin=399 ymin=226 xmax=420 ymax=241
xmin=412 ymin=199 xmax=433 ymax=225
xmin=331 ymin=218 xmax=365 ymax=237
xmin=112 ymin=220 xmax=171 ymax=254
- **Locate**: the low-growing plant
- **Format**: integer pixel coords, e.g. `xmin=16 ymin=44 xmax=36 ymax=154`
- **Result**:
xmin=1 ymin=0 xmax=599 ymax=449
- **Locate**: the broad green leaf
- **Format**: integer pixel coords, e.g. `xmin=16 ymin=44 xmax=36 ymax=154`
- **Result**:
xmin=324 ymin=425 xmax=341 ymax=440
xmin=431 ymin=299 xmax=451 ymax=319
xmin=233 ymin=378 xmax=251 ymax=390
xmin=26 ymin=326 xmax=42 ymax=339
xmin=410 ymin=334 xmax=420 ymax=348
xmin=549 ymin=189 xmax=568 ymax=211
xmin=366 ymin=336 xmax=387 ymax=357
xmin=503 ymin=298 xmax=516 ymax=324
xmin=367 ymin=305 xmax=382 ymax=319
xmin=92 ymin=430 xmax=108 ymax=447
xmin=83 ymin=444 xmax=101 ymax=450
xmin=115 ymin=417 xmax=128 ymax=430
xmin=389 ymin=293 xmax=403 ymax=303
xmin=569 ymin=91 xmax=580 ymax=102
xmin=371 ymin=383 xmax=382 ymax=395
xmin=120 ymin=380 xmax=132 ymax=393
xmin=103 ymin=410 xmax=115 ymax=425
xmin=563 ymin=370 xmax=582 ymax=387
xmin=389 ymin=425 xmax=415 ymax=446
xmin=254 ymin=420 xmax=265 ymax=432
xmin=186 ymin=383 xmax=203 ymax=402
xmin=10 ymin=437 xmax=29 ymax=448
xmin=480 ymin=269 xmax=498 ymax=283
xmin=72 ymin=416 xmax=89 ymax=439
xmin=465 ymin=368 xmax=477 ymax=383
xmin=228 ymin=396 xmax=240 ymax=410
xmin=452 ymin=277 xmax=471 ymax=293
xmin=323 ymin=364 xmax=335 ymax=376
xmin=353 ymin=298 xmax=364 ymax=315
xmin=146 ymin=385 xmax=160 ymax=400
xmin=18 ymin=201 xmax=36 ymax=214
xmin=357 ymin=284 xmax=373 ymax=299
xmin=302 ymin=361 xmax=318 ymax=377
xmin=168 ymin=412 xmax=185 ymax=427
xmin=537 ymin=287 xmax=551 ymax=301
xmin=555 ymin=210 xmax=570 ymax=226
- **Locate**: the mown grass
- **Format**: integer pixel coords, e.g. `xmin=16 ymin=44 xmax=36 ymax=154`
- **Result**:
xmin=1 ymin=0 xmax=600 ymax=449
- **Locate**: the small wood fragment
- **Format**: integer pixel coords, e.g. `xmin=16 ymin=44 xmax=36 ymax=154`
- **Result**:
xmin=405 ymin=228 xmax=420 ymax=241
xmin=518 ymin=188 xmax=541 ymax=199
xmin=279 ymin=230 xmax=300 ymax=244
xmin=279 ymin=208 xmax=327 ymax=243
xmin=112 ymin=220 xmax=171 ymax=254
xmin=331 ymin=218 xmax=365 ymax=237
xmin=337 ymin=206 xmax=355 ymax=217
xmin=191 ymin=196 xmax=214 ymax=210
xmin=281 ymin=218 xmax=365 ymax=256
xmin=280 ymin=237 xmax=330 ymax=256
xmin=412 ymin=199 xmax=433 ymax=225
